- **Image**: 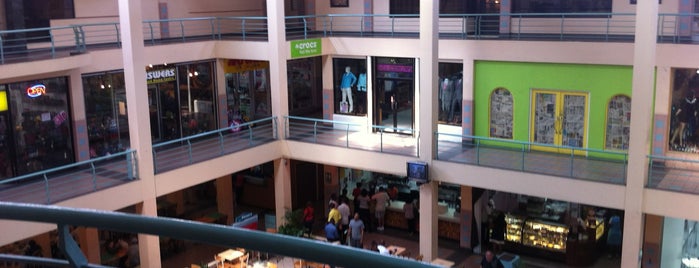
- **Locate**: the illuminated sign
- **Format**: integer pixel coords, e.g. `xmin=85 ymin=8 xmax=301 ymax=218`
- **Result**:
xmin=146 ymin=68 xmax=176 ymax=84
xmin=0 ymin=91 xmax=6 ymax=111
xmin=26 ymin=84 xmax=46 ymax=98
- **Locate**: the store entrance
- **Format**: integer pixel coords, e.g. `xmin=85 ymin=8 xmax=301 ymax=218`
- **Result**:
xmin=373 ymin=77 xmax=414 ymax=134
xmin=0 ymin=113 xmax=14 ymax=180
xmin=530 ymin=90 xmax=588 ymax=154
xmin=148 ymin=83 xmax=181 ymax=142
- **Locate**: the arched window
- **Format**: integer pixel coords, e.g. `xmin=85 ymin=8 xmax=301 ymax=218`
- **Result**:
xmin=490 ymin=88 xmax=513 ymax=139
xmin=605 ymin=95 xmax=631 ymax=150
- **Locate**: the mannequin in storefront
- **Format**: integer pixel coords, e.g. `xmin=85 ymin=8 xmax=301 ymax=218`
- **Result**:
xmin=340 ymin=66 xmax=357 ymax=113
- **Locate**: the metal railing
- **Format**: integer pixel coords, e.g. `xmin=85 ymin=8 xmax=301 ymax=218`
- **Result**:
xmin=1 ymin=13 xmax=698 ymax=64
xmin=0 ymin=150 xmax=137 ymax=204
xmin=152 ymin=117 xmax=278 ymax=173
xmin=648 ymin=154 xmax=699 ymax=195
xmin=284 ymin=116 xmax=419 ymax=157
xmin=435 ymin=133 xmax=628 ymax=184
xmin=0 ymin=202 xmax=436 ymax=268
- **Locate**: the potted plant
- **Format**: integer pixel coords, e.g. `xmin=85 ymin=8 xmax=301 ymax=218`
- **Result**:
xmin=277 ymin=208 xmax=304 ymax=237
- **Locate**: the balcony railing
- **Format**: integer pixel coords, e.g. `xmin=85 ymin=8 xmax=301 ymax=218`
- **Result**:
xmin=648 ymin=154 xmax=699 ymax=195
xmin=435 ymin=133 xmax=628 ymax=184
xmin=0 ymin=150 xmax=137 ymax=204
xmin=1 ymin=13 xmax=697 ymax=64
xmin=284 ymin=116 xmax=419 ymax=157
xmin=153 ymin=117 xmax=278 ymax=174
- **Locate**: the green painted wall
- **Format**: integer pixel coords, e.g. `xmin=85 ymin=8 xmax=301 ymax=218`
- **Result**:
xmin=473 ymin=61 xmax=633 ymax=152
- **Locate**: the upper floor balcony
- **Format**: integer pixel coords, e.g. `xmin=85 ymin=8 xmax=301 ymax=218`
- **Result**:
xmin=0 ymin=12 xmax=697 ymax=65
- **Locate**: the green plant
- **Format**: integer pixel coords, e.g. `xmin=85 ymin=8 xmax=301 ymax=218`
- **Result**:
xmin=277 ymin=208 xmax=304 ymax=237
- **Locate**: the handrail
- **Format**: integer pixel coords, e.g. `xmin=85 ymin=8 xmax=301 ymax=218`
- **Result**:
xmin=0 ymin=202 xmax=437 ymax=268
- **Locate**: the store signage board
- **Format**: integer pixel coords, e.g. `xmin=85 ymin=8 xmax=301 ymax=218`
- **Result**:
xmin=290 ymin=38 xmax=321 ymax=59
xmin=146 ymin=68 xmax=176 ymax=84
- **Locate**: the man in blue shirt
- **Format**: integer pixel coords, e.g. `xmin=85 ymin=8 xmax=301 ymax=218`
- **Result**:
xmin=325 ymin=219 xmax=340 ymax=243
xmin=340 ymin=66 xmax=357 ymax=113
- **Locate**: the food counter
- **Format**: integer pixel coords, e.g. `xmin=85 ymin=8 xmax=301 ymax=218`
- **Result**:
xmin=504 ymin=214 xmax=604 ymax=265
xmin=384 ymin=201 xmax=460 ymax=240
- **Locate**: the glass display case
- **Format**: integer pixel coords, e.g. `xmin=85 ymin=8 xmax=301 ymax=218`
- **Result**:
xmin=505 ymin=214 xmax=524 ymax=243
xmin=522 ymin=220 xmax=569 ymax=252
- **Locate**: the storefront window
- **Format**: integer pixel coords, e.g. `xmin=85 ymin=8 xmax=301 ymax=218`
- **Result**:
xmin=287 ymin=57 xmax=323 ymax=116
xmin=490 ymin=88 xmax=513 ymax=139
xmin=8 ymin=77 xmax=74 ymax=175
xmin=439 ymin=63 xmax=463 ymax=126
xmin=0 ymin=86 xmax=10 ymax=180
xmin=373 ymin=57 xmax=415 ymax=133
xmin=83 ymin=72 xmax=130 ymax=158
xmin=147 ymin=60 xmax=217 ymax=143
xmin=605 ymin=95 xmax=630 ymax=150
xmin=333 ymin=58 xmax=367 ymax=115
xmin=668 ymin=68 xmax=699 ymax=152
xmin=224 ymin=60 xmax=271 ymax=129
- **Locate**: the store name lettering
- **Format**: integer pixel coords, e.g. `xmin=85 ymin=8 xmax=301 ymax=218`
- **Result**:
xmin=146 ymin=68 xmax=176 ymax=84
xmin=377 ymin=64 xmax=413 ymax=73
xmin=26 ymin=84 xmax=46 ymax=98
xmin=294 ymin=41 xmax=317 ymax=50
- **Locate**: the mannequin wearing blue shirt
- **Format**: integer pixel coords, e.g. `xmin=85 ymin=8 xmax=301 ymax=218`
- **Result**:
xmin=340 ymin=66 xmax=357 ymax=113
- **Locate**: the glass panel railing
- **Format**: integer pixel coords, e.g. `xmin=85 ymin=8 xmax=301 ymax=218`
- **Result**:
xmin=648 ymin=154 xmax=699 ymax=195
xmin=435 ymin=133 xmax=627 ymax=184
xmin=0 ymin=150 xmax=137 ymax=204
xmin=284 ymin=116 xmax=419 ymax=157
xmin=152 ymin=116 xmax=277 ymax=174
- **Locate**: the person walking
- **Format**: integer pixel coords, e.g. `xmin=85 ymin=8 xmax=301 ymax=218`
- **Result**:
xmin=403 ymin=198 xmax=417 ymax=235
xmin=338 ymin=197 xmax=351 ymax=244
xmin=303 ymin=201 xmax=315 ymax=237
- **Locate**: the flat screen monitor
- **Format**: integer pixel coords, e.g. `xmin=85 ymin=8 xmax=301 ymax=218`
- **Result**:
xmin=407 ymin=161 xmax=429 ymax=183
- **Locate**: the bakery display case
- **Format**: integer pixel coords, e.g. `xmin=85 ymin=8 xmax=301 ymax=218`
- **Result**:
xmin=522 ymin=220 xmax=568 ymax=252
xmin=505 ymin=214 xmax=524 ymax=243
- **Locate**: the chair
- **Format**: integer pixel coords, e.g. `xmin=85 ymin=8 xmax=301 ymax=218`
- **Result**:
xmin=236 ymin=253 xmax=249 ymax=268
xmin=415 ymin=254 xmax=424 ymax=261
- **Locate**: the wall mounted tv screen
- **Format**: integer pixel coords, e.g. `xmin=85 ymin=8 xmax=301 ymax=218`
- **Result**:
xmin=407 ymin=161 xmax=428 ymax=183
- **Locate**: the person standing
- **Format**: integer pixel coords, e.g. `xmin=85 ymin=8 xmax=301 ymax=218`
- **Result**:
xmin=371 ymin=187 xmax=391 ymax=231
xmin=337 ymin=197 xmax=351 ymax=244
xmin=607 ymin=213 xmax=622 ymax=259
xmin=348 ymin=212 xmax=365 ymax=248
xmin=403 ymin=198 xmax=416 ymax=235
xmin=480 ymin=250 xmax=504 ymax=268
xmin=325 ymin=219 xmax=340 ymax=243
xmin=303 ymin=201 xmax=315 ymax=237
xmin=356 ymin=189 xmax=372 ymax=232
xmin=327 ymin=202 xmax=341 ymax=228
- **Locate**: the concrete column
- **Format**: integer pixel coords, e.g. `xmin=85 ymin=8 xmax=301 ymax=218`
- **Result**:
xmin=68 ymin=69 xmax=90 ymax=161
xmin=274 ymin=158 xmax=292 ymax=229
xmin=266 ymin=0 xmax=289 ymax=120
xmin=216 ymin=175 xmax=234 ymax=225
xmin=419 ymin=181 xmax=438 ymax=261
xmin=624 ymin=0 xmax=659 ymax=267
xmin=117 ymin=0 xmax=159 ymax=266
xmin=418 ymin=0 xmax=439 ymax=261
xmin=77 ymin=227 xmax=100 ymax=263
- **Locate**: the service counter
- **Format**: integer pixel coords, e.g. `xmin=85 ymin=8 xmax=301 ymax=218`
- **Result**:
xmin=384 ymin=201 xmax=460 ymax=240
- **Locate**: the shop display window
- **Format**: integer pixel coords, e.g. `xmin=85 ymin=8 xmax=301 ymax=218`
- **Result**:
xmin=490 ymin=88 xmax=513 ymax=139
xmin=224 ymin=60 xmax=271 ymax=129
xmin=438 ymin=63 xmax=463 ymax=126
xmin=178 ymin=61 xmax=216 ymax=137
xmin=668 ymin=68 xmax=699 ymax=153
xmin=372 ymin=57 xmax=415 ymax=133
xmin=82 ymin=72 xmax=130 ymax=158
xmin=332 ymin=58 xmax=367 ymax=115
xmin=605 ymin=95 xmax=630 ymax=150
xmin=287 ymin=57 xmax=323 ymax=116
xmin=8 ymin=77 xmax=74 ymax=175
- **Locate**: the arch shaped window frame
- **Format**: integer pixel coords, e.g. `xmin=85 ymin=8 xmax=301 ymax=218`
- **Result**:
xmin=604 ymin=94 xmax=631 ymax=150
xmin=489 ymin=87 xmax=514 ymax=139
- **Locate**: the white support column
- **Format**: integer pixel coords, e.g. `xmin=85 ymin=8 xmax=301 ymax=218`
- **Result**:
xmin=266 ymin=0 xmax=289 ymax=121
xmin=419 ymin=181 xmax=438 ymax=261
xmin=418 ymin=0 xmax=439 ymax=262
xmin=274 ymin=158 xmax=292 ymax=229
xmin=117 ymin=0 xmax=159 ymax=267
xmin=624 ymin=0 xmax=659 ymax=267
